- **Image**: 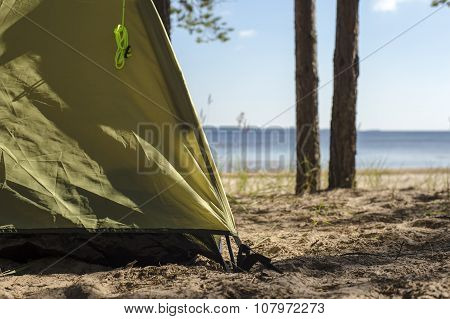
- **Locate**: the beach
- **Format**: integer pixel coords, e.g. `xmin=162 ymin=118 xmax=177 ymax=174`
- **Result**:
xmin=1 ymin=169 xmax=448 ymax=299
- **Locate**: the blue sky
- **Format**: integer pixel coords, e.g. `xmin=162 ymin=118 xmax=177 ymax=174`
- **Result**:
xmin=172 ymin=0 xmax=450 ymax=130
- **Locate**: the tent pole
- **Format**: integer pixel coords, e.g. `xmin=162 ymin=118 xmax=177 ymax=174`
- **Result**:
xmin=225 ymin=235 xmax=237 ymax=271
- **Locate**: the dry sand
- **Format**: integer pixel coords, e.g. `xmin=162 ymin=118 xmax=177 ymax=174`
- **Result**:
xmin=1 ymin=170 xmax=449 ymax=298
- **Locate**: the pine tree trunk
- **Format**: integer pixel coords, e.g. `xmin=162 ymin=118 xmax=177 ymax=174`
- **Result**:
xmin=295 ymin=0 xmax=321 ymax=194
xmin=329 ymin=0 xmax=359 ymax=189
xmin=154 ymin=0 xmax=171 ymax=38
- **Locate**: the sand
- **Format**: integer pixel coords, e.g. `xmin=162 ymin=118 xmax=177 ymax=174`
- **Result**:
xmin=0 ymin=170 xmax=449 ymax=298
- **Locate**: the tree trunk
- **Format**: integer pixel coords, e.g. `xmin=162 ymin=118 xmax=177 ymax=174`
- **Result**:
xmin=295 ymin=0 xmax=321 ymax=194
xmin=329 ymin=0 xmax=359 ymax=189
xmin=154 ymin=0 xmax=171 ymax=38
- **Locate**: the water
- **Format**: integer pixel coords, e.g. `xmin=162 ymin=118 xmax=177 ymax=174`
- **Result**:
xmin=203 ymin=127 xmax=450 ymax=172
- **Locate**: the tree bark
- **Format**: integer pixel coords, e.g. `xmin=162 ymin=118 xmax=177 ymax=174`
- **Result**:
xmin=154 ymin=0 xmax=171 ymax=38
xmin=295 ymin=0 xmax=321 ymax=194
xmin=329 ymin=0 xmax=359 ymax=189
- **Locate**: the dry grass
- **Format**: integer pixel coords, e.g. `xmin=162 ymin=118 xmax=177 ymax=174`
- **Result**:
xmin=222 ymin=168 xmax=450 ymax=195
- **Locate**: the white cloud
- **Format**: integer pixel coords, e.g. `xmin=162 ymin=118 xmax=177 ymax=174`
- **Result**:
xmin=238 ymin=29 xmax=257 ymax=39
xmin=373 ymin=0 xmax=427 ymax=12
xmin=374 ymin=0 xmax=399 ymax=12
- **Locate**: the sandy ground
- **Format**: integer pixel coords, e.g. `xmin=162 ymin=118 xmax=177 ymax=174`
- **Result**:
xmin=0 ymin=170 xmax=449 ymax=299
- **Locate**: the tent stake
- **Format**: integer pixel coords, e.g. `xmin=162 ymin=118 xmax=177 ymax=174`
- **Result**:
xmin=225 ymin=235 xmax=237 ymax=272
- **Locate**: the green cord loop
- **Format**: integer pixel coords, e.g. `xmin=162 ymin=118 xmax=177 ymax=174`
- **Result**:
xmin=114 ymin=24 xmax=129 ymax=69
xmin=114 ymin=0 xmax=130 ymax=70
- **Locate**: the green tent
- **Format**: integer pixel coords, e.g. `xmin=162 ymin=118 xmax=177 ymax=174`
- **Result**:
xmin=0 ymin=0 xmax=239 ymax=267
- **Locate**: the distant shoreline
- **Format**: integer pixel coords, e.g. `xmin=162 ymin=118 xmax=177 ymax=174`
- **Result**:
xmin=204 ymin=129 xmax=450 ymax=171
xmin=222 ymin=167 xmax=450 ymax=177
xmin=203 ymin=126 xmax=450 ymax=133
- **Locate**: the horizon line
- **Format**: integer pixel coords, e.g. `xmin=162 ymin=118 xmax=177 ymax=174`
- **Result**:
xmin=201 ymin=126 xmax=450 ymax=132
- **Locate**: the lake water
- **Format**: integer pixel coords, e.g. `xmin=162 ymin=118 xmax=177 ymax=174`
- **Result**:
xmin=203 ymin=127 xmax=450 ymax=172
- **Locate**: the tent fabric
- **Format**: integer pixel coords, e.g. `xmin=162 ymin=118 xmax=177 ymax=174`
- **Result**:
xmin=0 ymin=0 xmax=237 ymax=241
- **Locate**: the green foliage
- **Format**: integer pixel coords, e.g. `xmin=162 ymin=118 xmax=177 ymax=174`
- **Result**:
xmin=171 ymin=0 xmax=233 ymax=43
xmin=431 ymin=0 xmax=450 ymax=6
